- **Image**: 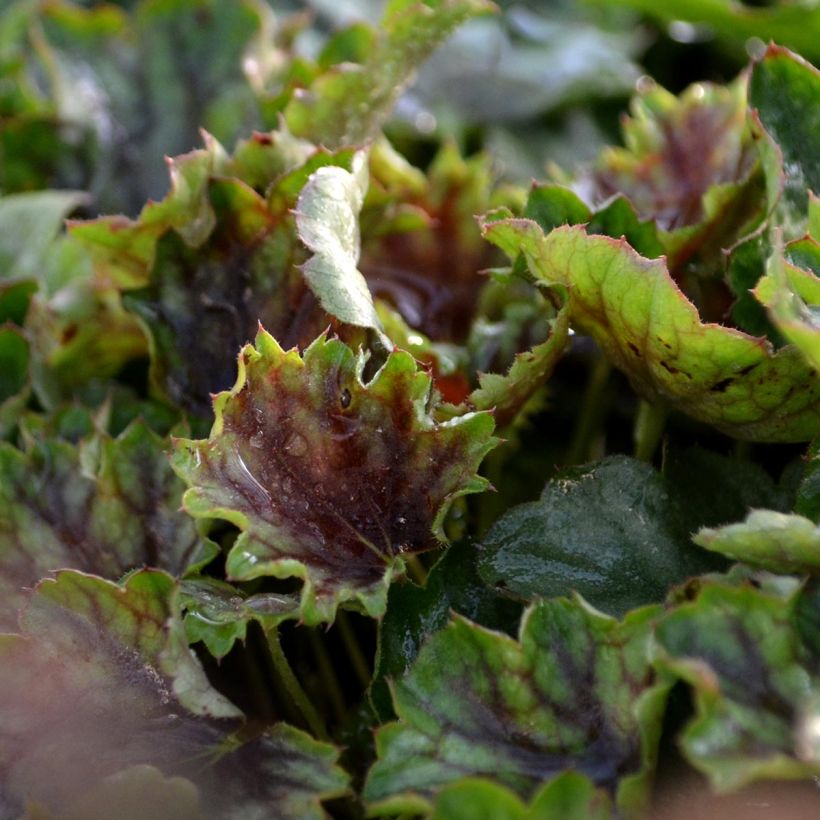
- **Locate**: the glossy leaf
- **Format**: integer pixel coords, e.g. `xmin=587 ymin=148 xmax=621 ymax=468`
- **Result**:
xmin=0 ymin=569 xmax=348 ymax=818
xmin=478 ymin=456 xmax=730 ymax=616
xmin=0 ymin=421 xmax=212 ymax=629
xmin=481 ymin=220 xmax=820 ymax=441
xmin=283 ymin=0 xmax=495 ymax=148
xmin=655 ymin=582 xmax=820 ymax=792
xmin=694 ymin=511 xmax=820 ymax=574
xmin=364 ymin=598 xmax=666 ymax=815
xmin=750 ymin=46 xmax=820 ymax=235
xmin=172 ymin=328 xmax=497 ymax=624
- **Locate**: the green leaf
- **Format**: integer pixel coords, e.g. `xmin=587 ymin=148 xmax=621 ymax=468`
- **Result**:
xmin=584 ymin=0 xmax=820 ymax=64
xmin=754 ymin=237 xmax=820 ymax=372
xmin=372 ymin=541 xmax=522 ymax=719
xmin=796 ymin=440 xmax=820 ymax=523
xmin=694 ymin=511 xmax=820 ymax=574
xmin=364 ymin=599 xmax=667 ymax=815
xmin=172 ymin=328 xmax=497 ymax=625
xmin=181 ymin=578 xmax=299 ymax=660
xmin=479 ymin=456 xmax=725 ymax=616
xmin=0 ymin=420 xmax=212 ymax=629
xmin=0 ymin=569 xmax=348 ymax=818
xmin=654 ymin=582 xmax=820 ymax=792
xmin=283 ymin=0 xmax=495 ymax=148
xmin=295 ymin=150 xmax=385 ymax=339
xmin=72 ymin=135 xmax=358 ymax=416
xmin=0 ymin=190 xmax=86 ymax=281
xmin=481 ymin=220 xmax=820 ymax=441
xmin=430 ymin=772 xmax=615 ymax=820
xmin=0 ymin=324 xmax=29 ymax=438
xmin=750 ymin=46 xmax=820 ymax=236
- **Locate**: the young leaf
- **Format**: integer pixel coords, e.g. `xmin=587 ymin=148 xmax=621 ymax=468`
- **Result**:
xmin=283 ymin=0 xmax=496 ymax=148
xmin=0 ymin=421 xmax=212 ymax=628
xmin=481 ymin=220 xmax=820 ymax=441
xmin=0 ymin=570 xmax=348 ymax=818
xmin=364 ymin=599 xmax=667 ymax=815
xmin=694 ymin=511 xmax=820 ymax=574
xmin=295 ymin=150 xmax=385 ymax=339
xmin=172 ymin=328 xmax=497 ymax=625
xmin=0 ymin=324 xmax=29 ymax=438
xmin=654 ymin=582 xmax=820 ymax=792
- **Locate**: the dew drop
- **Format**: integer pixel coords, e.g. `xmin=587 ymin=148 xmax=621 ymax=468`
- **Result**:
xmin=285 ymin=432 xmax=308 ymax=457
xmin=340 ymin=388 xmax=351 ymax=409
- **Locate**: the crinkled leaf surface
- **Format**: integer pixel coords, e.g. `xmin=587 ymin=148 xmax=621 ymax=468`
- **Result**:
xmin=283 ymin=0 xmax=495 ymax=148
xmin=694 ymin=511 xmax=820 ymax=574
xmin=0 ymin=420 xmax=211 ymax=629
xmin=371 ymin=541 xmax=522 ymax=719
xmin=295 ymin=151 xmax=384 ymax=337
xmin=654 ymin=582 xmax=820 ymax=792
xmin=750 ymin=46 xmax=820 ymax=235
xmin=0 ymin=569 xmax=348 ymax=819
xmin=482 ymin=220 xmax=820 ymax=441
xmin=364 ymin=598 xmax=666 ymax=815
xmin=181 ymin=578 xmax=299 ymax=660
xmin=429 ymin=772 xmax=615 ymax=820
xmin=478 ymin=455 xmax=739 ymax=617
xmin=72 ymin=137 xmax=356 ymax=416
xmin=576 ymin=79 xmax=761 ymax=272
xmin=172 ymin=328 xmax=496 ymax=624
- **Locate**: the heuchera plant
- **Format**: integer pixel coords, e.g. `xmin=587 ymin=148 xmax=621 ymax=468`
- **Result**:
xmin=1 ymin=0 xmax=819 ymax=817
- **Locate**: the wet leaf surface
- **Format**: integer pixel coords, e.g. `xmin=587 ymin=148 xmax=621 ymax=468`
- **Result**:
xmin=173 ymin=328 xmax=497 ymax=624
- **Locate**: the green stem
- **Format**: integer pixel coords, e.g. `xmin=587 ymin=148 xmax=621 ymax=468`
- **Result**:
xmin=564 ymin=355 xmax=612 ymax=466
xmin=308 ymin=629 xmax=347 ymax=724
xmin=265 ymin=627 xmax=328 ymax=740
xmin=406 ymin=554 xmax=428 ymax=585
xmin=336 ymin=610 xmax=371 ymax=689
xmin=633 ymin=400 xmax=668 ymax=462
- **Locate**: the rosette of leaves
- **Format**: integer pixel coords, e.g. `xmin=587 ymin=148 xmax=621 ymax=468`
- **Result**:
xmin=71 ymin=131 xmax=367 ymax=417
xmin=172 ymin=327 xmax=497 ymax=625
xmin=481 ymin=217 xmax=820 ymax=441
xmin=0 ymin=569 xmax=348 ymax=818
xmin=364 ymin=598 xmax=668 ymax=816
xmin=0 ymin=419 xmax=214 ymax=629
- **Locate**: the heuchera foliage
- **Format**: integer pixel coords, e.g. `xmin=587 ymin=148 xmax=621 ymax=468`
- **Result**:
xmin=0 ymin=0 xmax=819 ymax=817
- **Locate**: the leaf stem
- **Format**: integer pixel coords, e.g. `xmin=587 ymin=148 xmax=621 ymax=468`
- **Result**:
xmin=564 ymin=354 xmax=612 ymax=465
xmin=308 ymin=628 xmax=348 ymax=724
xmin=633 ymin=400 xmax=668 ymax=462
xmin=265 ymin=627 xmax=328 ymax=740
xmin=336 ymin=610 xmax=371 ymax=689
xmin=406 ymin=554 xmax=428 ymax=585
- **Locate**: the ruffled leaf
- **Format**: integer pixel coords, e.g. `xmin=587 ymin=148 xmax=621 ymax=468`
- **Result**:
xmin=482 ymin=220 xmax=820 ymax=441
xmin=0 ymin=420 xmax=212 ymax=628
xmin=364 ymin=599 xmax=667 ymax=815
xmin=172 ymin=328 xmax=497 ymax=624
xmin=654 ymin=582 xmax=820 ymax=792
xmin=0 ymin=569 xmax=348 ymax=818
